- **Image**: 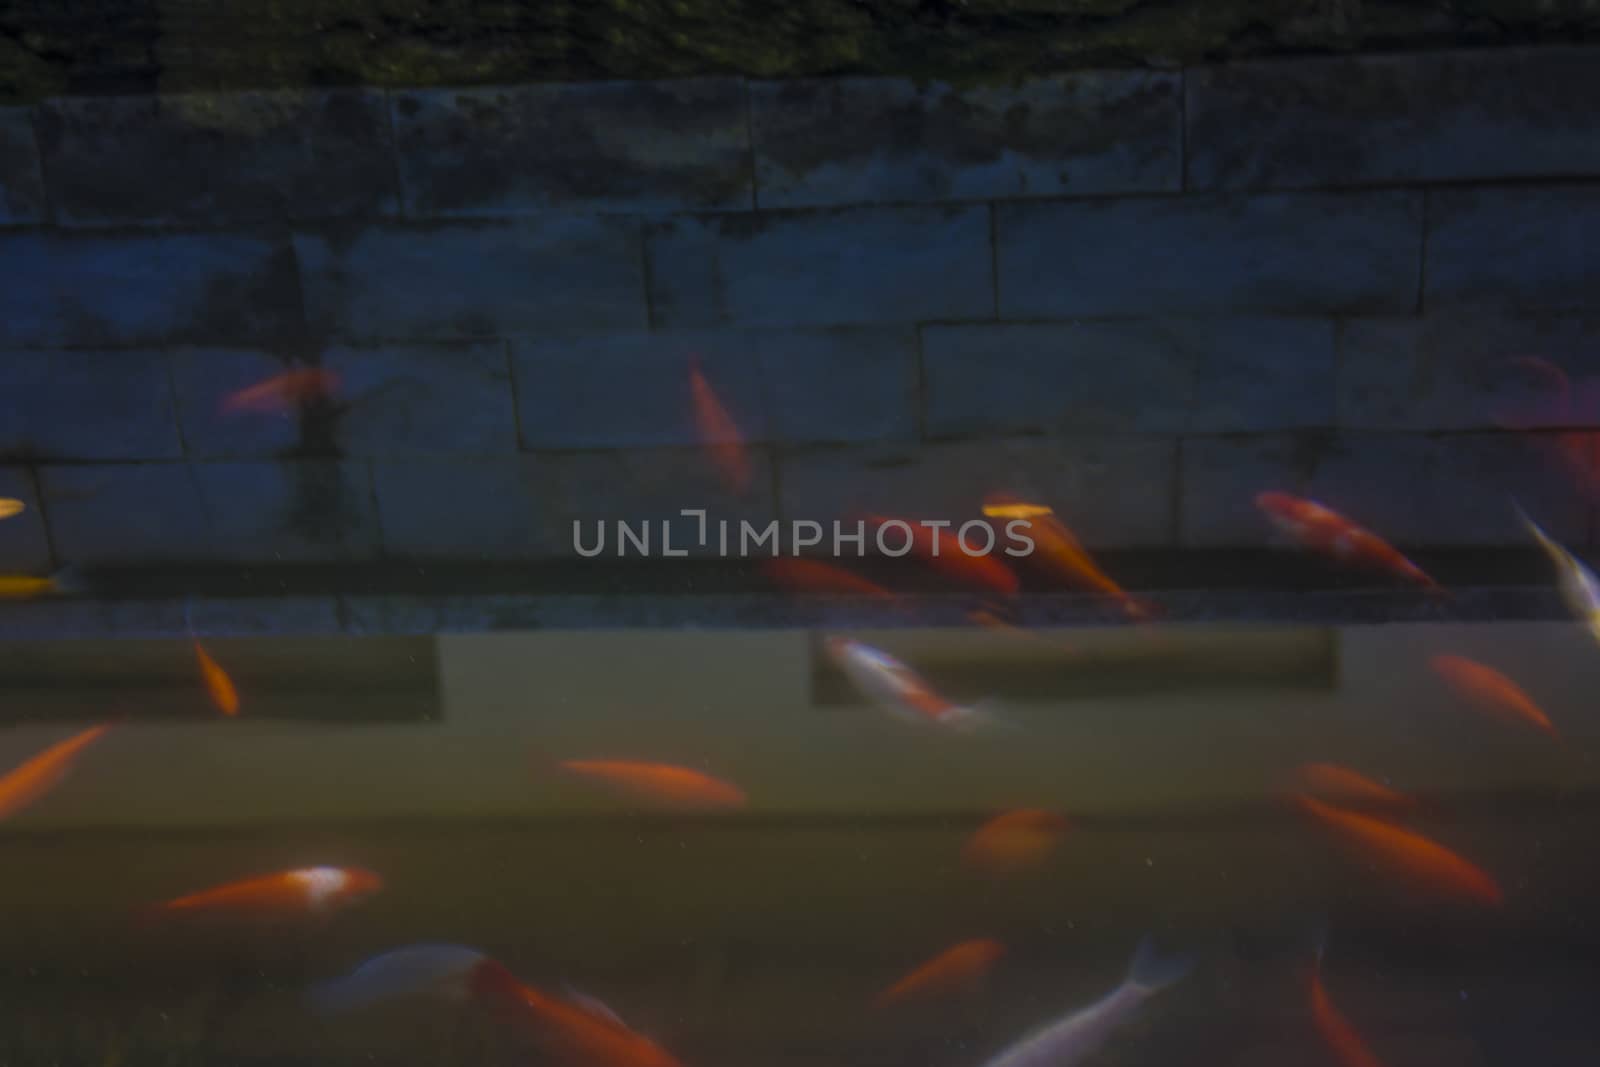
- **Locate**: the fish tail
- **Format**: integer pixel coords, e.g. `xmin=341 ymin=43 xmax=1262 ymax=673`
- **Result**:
xmin=947 ymin=698 xmax=1014 ymax=733
xmin=1125 ymin=936 xmax=1194 ymax=996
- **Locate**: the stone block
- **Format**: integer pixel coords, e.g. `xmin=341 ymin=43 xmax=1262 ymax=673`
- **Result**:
xmin=0 ymin=107 xmax=46 ymax=223
xmin=750 ymin=71 xmax=1179 ymax=208
xmin=324 ymin=343 xmax=516 ymax=455
xmin=1425 ymin=187 xmax=1600 ymax=312
xmin=294 ymin=218 xmax=646 ymax=340
xmin=374 ymin=457 xmax=547 ymax=560
xmin=168 ymin=349 xmax=308 ymax=458
xmin=0 ymin=233 xmax=301 ymax=347
xmin=512 ymin=327 xmax=915 ymax=448
xmin=996 ymin=191 xmax=1421 ymax=317
xmin=0 ymin=350 xmax=182 ymax=460
xmin=1179 ymin=434 xmax=1326 ymax=547
xmin=191 ymin=460 xmax=379 ymax=561
xmin=393 ymin=79 xmax=751 ymax=215
xmin=1187 ymin=48 xmax=1600 ymax=190
xmin=34 ymin=90 xmax=397 ymax=226
xmin=40 ymin=464 xmax=209 ymax=565
xmin=646 ymin=205 xmax=993 ymax=328
xmin=0 ymin=467 xmax=52 ymax=573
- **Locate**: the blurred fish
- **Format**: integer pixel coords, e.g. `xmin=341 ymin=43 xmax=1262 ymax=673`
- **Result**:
xmin=864 ymin=514 xmax=1020 ymax=597
xmin=0 ymin=566 xmax=82 ymax=599
xmin=472 ymin=961 xmax=685 ymax=1067
xmin=1308 ymin=940 xmax=1385 ymax=1067
xmin=559 ymin=760 xmax=747 ymax=810
xmin=157 ymin=866 xmax=383 ymax=915
xmin=980 ymin=937 xmax=1192 ymax=1067
xmin=982 ymin=500 xmax=1054 ymax=520
xmin=985 ymin=493 xmax=1151 ymax=619
xmin=873 ymin=938 xmax=1005 ymax=1009
xmin=309 ymin=944 xmax=491 ymax=1014
xmin=1293 ymin=764 xmax=1413 ymax=814
xmin=220 ymin=368 xmax=339 ymax=415
xmin=0 ymin=498 xmax=25 ymax=519
xmin=961 ymin=809 xmax=1069 ymax=876
xmin=762 ymin=558 xmax=897 ymax=601
xmin=1294 ymin=794 xmax=1501 ymax=906
xmin=0 ymin=723 xmax=113 ymax=821
xmin=825 ymin=636 xmax=1000 ymax=731
xmin=1256 ymin=492 xmax=1438 ymax=590
xmin=1516 ymin=505 xmax=1600 ymax=644
xmin=687 ymin=353 xmax=751 ymax=495
xmin=194 ymin=641 xmax=239 ymax=717
xmin=1495 ymin=357 xmax=1600 ymax=499
xmin=1429 ymin=654 xmax=1558 ymax=738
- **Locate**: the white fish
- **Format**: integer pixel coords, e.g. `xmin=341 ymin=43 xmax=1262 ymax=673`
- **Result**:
xmin=1516 ymin=505 xmax=1600 ymax=644
xmin=824 ymin=636 xmax=1001 ymax=731
xmin=979 ymin=937 xmax=1192 ymax=1067
xmin=308 ymin=944 xmax=489 ymax=1014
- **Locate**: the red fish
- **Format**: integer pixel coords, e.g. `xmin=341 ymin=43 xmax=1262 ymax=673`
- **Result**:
xmin=157 ymin=867 xmax=383 ymax=915
xmin=687 ymin=353 xmax=751 ymax=495
xmin=1294 ymin=794 xmax=1500 ymax=906
xmin=873 ymin=938 xmax=1005 ymax=1009
xmin=1495 ymin=356 xmax=1600 ymax=499
xmin=194 ymin=641 xmax=239 ymax=717
xmin=985 ymin=492 xmax=1151 ymax=619
xmin=1429 ymin=654 xmax=1558 ymax=738
xmin=1293 ymin=763 xmax=1413 ymax=814
xmin=761 ymin=558 xmax=897 ymax=600
xmin=864 ymin=514 xmax=1019 ymax=597
xmin=1255 ymin=492 xmax=1439 ymax=589
xmin=220 ymin=368 xmax=339 ymax=415
xmin=560 ymin=760 xmax=747 ymax=810
xmin=0 ymin=723 xmax=113 ymax=821
xmin=1308 ymin=948 xmax=1386 ymax=1067
xmin=961 ymin=809 xmax=1069 ymax=875
xmin=472 ymin=961 xmax=685 ymax=1067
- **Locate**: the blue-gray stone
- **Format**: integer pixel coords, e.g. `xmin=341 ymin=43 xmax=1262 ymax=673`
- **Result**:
xmin=393 ymin=79 xmax=752 ymax=216
xmin=40 ymin=464 xmax=210 ymax=565
xmin=1340 ymin=314 xmax=1600 ymax=430
xmin=192 ymin=460 xmax=379 ymax=561
xmin=0 ymin=467 xmax=51 ymax=573
xmin=513 ymin=327 xmax=916 ymax=448
xmin=646 ymin=205 xmax=993 ymax=328
xmin=295 ymin=218 xmax=646 ymax=341
xmin=1188 ymin=48 xmax=1600 ymax=190
xmin=923 ymin=318 xmax=1334 ymax=437
xmin=168 ymin=349 xmax=307 ymax=458
xmin=0 ymin=233 xmax=301 ymax=347
xmin=750 ymin=72 xmax=1179 ymax=208
xmin=778 ymin=438 xmax=1175 ymax=548
xmin=325 ymin=343 xmax=516 ymax=455
xmin=1425 ymin=187 xmax=1600 ymax=312
xmin=0 ymin=350 xmax=182 ymax=460
xmin=0 ymin=107 xmax=46 ymax=224
xmin=996 ymin=191 xmax=1421 ymax=317
xmin=1179 ymin=434 xmax=1324 ymax=547
xmin=34 ymin=91 xmax=398 ymax=226
xmin=374 ymin=457 xmax=547 ymax=560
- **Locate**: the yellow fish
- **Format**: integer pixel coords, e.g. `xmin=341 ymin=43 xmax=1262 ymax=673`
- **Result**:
xmin=0 ymin=498 xmax=24 ymax=520
xmin=0 ymin=568 xmax=80 ymax=599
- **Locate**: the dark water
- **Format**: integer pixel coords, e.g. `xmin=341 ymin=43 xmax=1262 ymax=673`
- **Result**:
xmin=0 ymin=622 xmax=1596 ymax=1066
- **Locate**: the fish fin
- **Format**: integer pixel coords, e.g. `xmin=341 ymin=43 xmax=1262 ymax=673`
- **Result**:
xmin=1125 ymin=936 xmax=1194 ymax=996
xmin=1511 ymin=499 xmax=1553 ymax=548
xmin=563 ymin=984 xmax=626 ymax=1027
xmin=48 ymin=565 xmax=86 ymax=595
xmin=947 ymin=698 xmax=1014 ymax=733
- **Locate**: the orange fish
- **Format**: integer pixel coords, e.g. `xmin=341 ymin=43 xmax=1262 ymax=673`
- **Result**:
xmin=761 ymin=558 xmax=897 ymax=600
xmin=560 ymin=760 xmax=747 ymax=810
xmin=1308 ymin=948 xmax=1385 ymax=1067
xmin=194 ymin=641 xmax=239 ymax=717
xmin=985 ymin=493 xmax=1151 ymax=620
xmin=0 ymin=723 xmax=113 ymax=821
xmin=687 ymin=353 xmax=751 ymax=496
xmin=157 ymin=867 xmax=383 ymax=915
xmin=1256 ymin=492 xmax=1439 ymax=589
xmin=961 ymin=809 xmax=1069 ymax=875
xmin=864 ymin=514 xmax=1020 ymax=597
xmin=220 ymin=368 xmax=340 ymax=415
xmin=1429 ymin=654 xmax=1558 ymax=738
xmin=472 ymin=961 xmax=685 ymax=1067
xmin=1294 ymin=794 xmax=1500 ymax=906
xmin=1293 ymin=763 xmax=1413 ymax=814
xmin=873 ymin=938 xmax=1005 ymax=1009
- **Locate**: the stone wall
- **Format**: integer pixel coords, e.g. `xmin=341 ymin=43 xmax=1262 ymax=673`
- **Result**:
xmin=2 ymin=46 xmax=1600 ymax=584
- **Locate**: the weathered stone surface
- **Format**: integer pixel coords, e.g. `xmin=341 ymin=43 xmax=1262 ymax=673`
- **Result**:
xmin=1340 ymin=314 xmax=1600 ymax=430
xmin=0 ymin=107 xmax=46 ymax=223
xmin=778 ymin=437 xmax=1174 ymax=548
xmin=1179 ymin=434 xmax=1324 ymax=547
xmin=393 ymin=79 xmax=752 ymax=216
xmin=192 ymin=460 xmax=379 ymax=561
xmin=1188 ymin=48 xmax=1600 ymax=190
xmin=646 ymin=206 xmax=992 ymax=328
xmin=749 ymin=71 xmax=1179 ymax=208
xmin=34 ymin=90 xmax=397 ymax=226
xmin=374 ymin=457 xmax=546 ymax=560
xmin=0 ymin=467 xmax=51 ymax=573
xmin=40 ymin=464 xmax=209 ymax=564
xmin=0 ymin=233 xmax=300 ymax=347
xmin=1425 ymin=187 xmax=1600 ymax=311
xmin=923 ymin=318 xmax=1333 ymax=437
xmin=324 ymin=343 xmax=516 ymax=455
xmin=996 ymin=192 xmax=1421 ymax=317
xmin=295 ymin=219 xmax=646 ymax=340
xmin=168 ymin=349 xmax=307 ymax=458
xmin=513 ymin=327 xmax=915 ymax=448
xmin=0 ymin=350 xmax=181 ymax=460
